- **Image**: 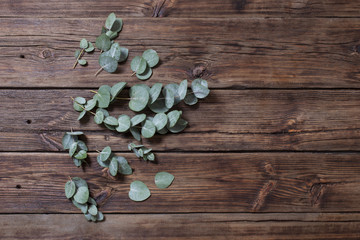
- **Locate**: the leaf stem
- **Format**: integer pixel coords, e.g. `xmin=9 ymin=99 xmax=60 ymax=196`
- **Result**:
xmin=94 ymin=67 xmax=104 ymax=76
xmin=131 ymin=71 xmax=136 ymax=76
xmin=73 ymin=48 xmax=84 ymax=69
xmin=70 ymin=97 xmax=96 ymax=116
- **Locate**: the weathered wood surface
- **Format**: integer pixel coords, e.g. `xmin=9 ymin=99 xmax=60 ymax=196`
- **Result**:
xmin=1 ymin=152 xmax=360 ymax=213
xmin=1 ymin=89 xmax=360 ymax=151
xmin=1 ymin=0 xmax=360 ymax=18
xmin=2 ymin=213 xmax=360 ymax=240
xmin=1 ymin=18 xmax=360 ymax=88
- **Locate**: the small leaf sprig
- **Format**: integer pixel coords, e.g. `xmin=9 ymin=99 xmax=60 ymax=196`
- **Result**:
xmin=128 ymin=143 xmax=155 ymax=161
xmin=62 ymin=131 xmax=88 ymax=167
xmin=73 ymin=39 xmax=94 ymax=69
xmin=130 ymin=49 xmax=159 ymax=80
xmin=97 ymin=146 xmax=132 ymax=177
xmin=65 ymin=177 xmax=104 ymax=222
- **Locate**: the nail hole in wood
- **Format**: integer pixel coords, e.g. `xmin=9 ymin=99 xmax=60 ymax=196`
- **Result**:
xmin=19 ymin=54 xmax=25 ymax=58
xmin=26 ymin=119 xmax=32 ymax=124
xmin=16 ymin=185 xmax=22 ymax=189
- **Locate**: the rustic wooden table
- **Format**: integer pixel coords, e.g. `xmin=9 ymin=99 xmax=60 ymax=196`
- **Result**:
xmin=1 ymin=0 xmax=360 ymax=239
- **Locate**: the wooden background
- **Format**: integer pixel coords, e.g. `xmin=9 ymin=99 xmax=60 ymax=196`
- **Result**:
xmin=1 ymin=0 xmax=360 ymax=239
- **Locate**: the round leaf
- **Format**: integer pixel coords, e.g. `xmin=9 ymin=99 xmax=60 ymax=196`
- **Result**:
xmin=97 ymin=211 xmax=104 ymax=221
xmin=77 ymin=140 xmax=88 ymax=151
xmin=73 ymin=101 xmax=84 ymax=112
xmin=155 ymin=172 xmax=174 ymax=189
xmin=131 ymin=56 xmax=147 ymax=74
xmin=153 ymin=113 xmax=167 ymax=131
xmin=104 ymin=123 xmax=116 ymax=131
xmin=147 ymin=152 xmax=155 ymax=161
xmin=69 ymin=142 xmax=78 ymax=157
xmin=148 ymin=92 xmax=170 ymax=113
xmin=74 ymin=49 xmax=81 ymax=59
xmin=163 ymin=86 xmax=175 ymax=109
xmin=99 ymin=146 xmax=112 ymax=162
xmin=109 ymin=157 xmax=119 ymax=177
xmin=167 ymin=110 xmax=182 ymax=128
xmin=94 ymin=110 xmax=104 ymax=124
xmin=88 ymin=204 xmax=98 ymax=216
xmin=77 ymin=110 xmax=87 ymax=121
xmin=72 ymin=199 xmax=88 ymax=214
xmin=74 ymin=97 xmax=86 ymax=105
xmin=96 ymin=108 xmax=109 ymax=117
xmin=116 ymin=114 xmax=131 ymax=132
xmin=95 ymin=33 xmax=111 ymax=51
xmin=105 ymin=13 xmax=116 ymax=30
xmin=149 ymin=83 xmax=162 ymax=104
xmin=193 ymin=78 xmax=208 ymax=88
xmin=191 ymin=79 xmax=210 ymax=99
xmin=73 ymin=158 xmax=82 ymax=167
xmin=111 ymin=18 xmax=123 ymax=32
xmin=141 ymin=120 xmax=156 ymax=138
xmin=73 ymin=186 xmax=89 ymax=204
xmin=128 ymin=181 xmax=151 ymax=202
xmin=88 ymin=197 xmax=97 ymax=206
xmin=99 ymin=55 xmax=118 ymax=73
xmin=85 ymin=98 xmax=97 ymax=111
xmin=97 ymin=154 xmax=110 ymax=168
xmin=65 ymin=180 xmax=76 ymax=199
xmin=136 ymin=66 xmax=152 ymax=81
xmin=62 ymin=133 xmax=77 ymax=150
xmin=80 ymin=39 xmax=88 ymax=49
xmin=95 ymin=85 xmax=111 ymax=108
xmin=71 ymin=177 xmax=88 ymax=188
xmin=85 ymin=42 xmax=94 ymax=52
xmin=167 ymin=118 xmax=188 ymax=133
xmin=118 ymin=47 xmax=129 ymax=63
xmin=104 ymin=116 xmax=118 ymax=126
xmin=101 ymin=43 xmax=121 ymax=62
xmin=131 ymin=114 xmax=146 ymax=126
xmin=129 ymin=85 xmax=149 ymax=112
xmin=110 ymin=82 xmax=126 ymax=101
xmin=130 ymin=127 xmax=141 ymax=141
xmin=157 ymin=127 xmax=168 ymax=135
xmin=178 ymin=79 xmax=188 ymax=100
xmin=78 ymin=59 xmax=87 ymax=66
xmin=184 ymin=92 xmax=198 ymax=105
xmin=116 ymin=156 xmax=132 ymax=175
xmin=164 ymin=84 xmax=180 ymax=106
xmin=106 ymin=30 xmax=118 ymax=40
xmin=74 ymin=150 xmax=87 ymax=160
xmin=142 ymin=49 xmax=159 ymax=68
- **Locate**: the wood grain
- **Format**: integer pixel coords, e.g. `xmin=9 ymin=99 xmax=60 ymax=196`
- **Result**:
xmin=1 ymin=152 xmax=360 ymax=213
xmin=1 ymin=0 xmax=359 ymax=18
xmin=1 ymin=18 xmax=360 ymax=88
xmin=1 ymin=89 xmax=360 ymax=152
xmin=2 ymin=213 xmax=360 ymax=240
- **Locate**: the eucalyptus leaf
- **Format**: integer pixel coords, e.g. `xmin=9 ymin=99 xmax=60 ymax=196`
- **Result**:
xmin=96 ymin=108 xmax=109 ymax=117
xmin=116 ymin=114 xmax=131 ymax=132
xmin=99 ymin=55 xmax=118 ymax=73
xmin=65 ymin=180 xmax=76 ymax=199
xmin=130 ymin=127 xmax=141 ymax=141
xmin=99 ymin=146 xmax=112 ymax=162
xmin=163 ymin=86 xmax=175 ymax=109
xmin=155 ymin=172 xmax=174 ymax=189
xmin=78 ymin=59 xmax=87 ymax=66
xmin=72 ymin=199 xmax=88 ymax=214
xmin=94 ymin=110 xmax=104 ymax=124
xmin=164 ymin=83 xmax=180 ymax=105
xmin=141 ymin=120 xmax=156 ymax=138
xmin=178 ymin=79 xmax=188 ymax=100
xmin=73 ymin=158 xmax=82 ymax=167
xmin=168 ymin=118 xmax=188 ymax=133
xmin=143 ymin=148 xmax=152 ymax=154
xmin=77 ymin=110 xmax=87 ymax=121
xmin=77 ymin=140 xmax=88 ymax=151
xmin=128 ymin=181 xmax=151 ymax=202
xmin=105 ymin=30 xmax=118 ymax=40
xmin=136 ymin=66 xmax=152 ymax=80
xmin=95 ymin=85 xmax=111 ymax=108
xmin=131 ymin=56 xmax=147 ymax=74
xmin=131 ymin=114 xmax=146 ymax=126
xmin=191 ymin=79 xmax=210 ymax=99
xmin=184 ymin=92 xmax=198 ymax=105
xmin=147 ymin=152 xmax=155 ymax=161
xmin=129 ymin=85 xmax=149 ymax=112
xmin=66 ymin=131 xmax=84 ymax=136
xmin=73 ymin=186 xmax=89 ymax=204
xmin=95 ymin=33 xmax=111 ymax=51
xmin=69 ymin=142 xmax=78 ymax=157
xmin=101 ymin=43 xmax=121 ymax=62
xmin=88 ymin=197 xmax=97 ymax=206
xmin=118 ymin=47 xmax=129 ymax=63
xmin=105 ymin=13 xmax=116 ymax=30
xmin=85 ymin=98 xmax=97 ymax=111
xmin=88 ymin=204 xmax=98 ymax=216
xmin=157 ymin=127 xmax=168 ymax=135
xmin=111 ymin=18 xmax=123 ymax=32
xmin=148 ymin=92 xmax=170 ymax=113
xmin=109 ymin=157 xmax=119 ymax=177
xmin=116 ymin=156 xmax=132 ymax=175
xmin=97 ymin=211 xmax=104 ymax=221
xmin=80 ymin=39 xmax=88 ymax=49
xmin=153 ymin=113 xmax=168 ymax=131
xmin=74 ymin=150 xmax=87 ymax=160
xmin=110 ymin=82 xmax=126 ymax=101
xmin=73 ymin=101 xmax=84 ymax=112
xmin=74 ymin=49 xmax=81 ymax=59
xmin=97 ymin=154 xmax=110 ymax=168
xmin=104 ymin=123 xmax=116 ymax=131
xmin=193 ymin=78 xmax=208 ymax=88
xmin=142 ymin=49 xmax=159 ymax=68
xmin=72 ymin=177 xmax=88 ymax=188
xmin=149 ymin=83 xmax=162 ymax=104
xmin=62 ymin=133 xmax=77 ymax=150
xmin=104 ymin=116 xmax=118 ymax=126
xmin=74 ymin=97 xmax=86 ymax=105
xmin=167 ymin=110 xmax=182 ymax=128
xmin=85 ymin=42 xmax=94 ymax=52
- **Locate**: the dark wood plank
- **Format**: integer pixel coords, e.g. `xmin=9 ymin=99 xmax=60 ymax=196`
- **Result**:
xmin=1 ymin=89 xmax=360 ymax=151
xmin=1 ymin=18 xmax=360 ymax=88
xmin=1 ymin=152 xmax=360 ymax=213
xmin=1 ymin=0 xmax=359 ymax=18
xmin=2 ymin=213 xmax=360 ymax=240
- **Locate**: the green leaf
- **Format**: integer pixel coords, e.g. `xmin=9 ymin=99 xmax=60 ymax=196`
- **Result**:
xmin=118 ymin=47 xmax=129 ymax=63
xmin=71 ymin=177 xmax=88 ymax=188
xmin=73 ymin=101 xmax=84 ymax=112
xmin=129 ymin=85 xmax=150 ymax=112
xmin=73 ymin=158 xmax=82 ymax=167
xmin=77 ymin=140 xmax=88 ymax=151
xmin=105 ymin=30 xmax=118 ymax=40
xmin=116 ymin=114 xmax=131 ymax=132
xmin=110 ymin=82 xmax=126 ymax=101
xmin=95 ymin=85 xmax=111 ymax=108
xmin=94 ymin=110 xmax=104 ymax=124
xmin=167 ymin=110 xmax=182 ymax=128
xmin=104 ymin=116 xmax=118 ymax=126
xmin=96 ymin=108 xmax=109 ymax=117
xmin=99 ymin=55 xmax=118 ymax=73
xmin=74 ymin=150 xmax=87 ymax=160
xmin=128 ymin=181 xmax=151 ymax=202
xmin=148 ymin=92 xmax=170 ymax=113
xmin=109 ymin=157 xmax=119 ymax=177
xmin=142 ymin=49 xmax=159 ymax=68
xmin=77 ymin=110 xmax=87 ymax=121
xmin=69 ymin=142 xmax=78 ymax=157
xmin=131 ymin=114 xmax=146 ymax=126
xmin=184 ymin=92 xmax=198 ymax=105
xmin=101 ymin=26 xmax=107 ymax=34
xmin=147 ymin=152 xmax=155 ymax=161
xmin=78 ymin=59 xmax=87 ymax=66
xmin=66 ymin=131 xmax=84 ymax=136
xmin=62 ymin=133 xmax=77 ymax=150
xmin=74 ymin=97 xmax=86 ymax=105
xmin=74 ymin=49 xmax=81 ymax=59
xmin=130 ymin=127 xmax=141 ymax=141
xmin=73 ymin=186 xmax=89 ymax=204
xmin=72 ymin=199 xmax=88 ymax=214
xmin=178 ymin=79 xmax=188 ymax=100
xmin=141 ymin=120 xmax=156 ymax=138
xmin=164 ymin=83 xmax=180 ymax=105
xmin=155 ymin=172 xmax=174 ymax=189
xmin=116 ymin=156 xmax=132 ymax=175
xmin=101 ymin=43 xmax=121 ymax=62
xmin=163 ymin=86 xmax=175 ymax=109
xmin=168 ymin=118 xmax=188 ymax=133
xmin=157 ymin=127 xmax=168 ymax=135
xmin=95 ymin=33 xmax=111 ymax=51
xmin=97 ymin=211 xmax=104 ymax=221
xmin=131 ymin=56 xmax=147 ymax=74
xmin=104 ymin=123 xmax=116 ymax=130
xmin=80 ymin=39 xmax=88 ymax=49
xmin=88 ymin=204 xmax=98 ymax=216
xmin=105 ymin=13 xmax=116 ymax=30
xmin=99 ymin=146 xmax=112 ymax=162
xmin=111 ymin=18 xmax=123 ymax=32
xmin=153 ymin=113 xmax=168 ymax=131
xmin=191 ymin=79 xmax=210 ymax=99
xmin=85 ymin=98 xmax=97 ymax=111
xmin=136 ymin=66 xmax=152 ymax=81
xmin=65 ymin=180 xmax=76 ymax=199
xmin=88 ymin=197 xmax=97 ymax=206
xmin=143 ymin=148 xmax=152 ymax=155
xmin=149 ymin=83 xmax=162 ymax=104
xmin=85 ymin=42 xmax=94 ymax=52
xmin=97 ymin=154 xmax=110 ymax=168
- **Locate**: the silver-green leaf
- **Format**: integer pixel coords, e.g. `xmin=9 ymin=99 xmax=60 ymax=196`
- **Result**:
xmin=116 ymin=114 xmax=131 ymax=132
xmin=130 ymin=127 xmax=141 ymax=141
xmin=131 ymin=114 xmax=146 ymax=126
xmin=88 ymin=204 xmax=98 ymax=216
xmin=116 ymin=156 xmax=132 ymax=175
xmin=141 ymin=120 xmax=156 ymax=138
xmin=95 ymin=85 xmax=111 ymax=108
xmin=104 ymin=116 xmax=118 ymax=126
xmin=167 ymin=110 xmax=182 ymax=128
xmin=128 ymin=181 xmax=151 ymax=202
xmin=110 ymin=82 xmax=126 ymax=101
xmin=142 ymin=49 xmax=159 ymax=68
xmin=73 ymin=186 xmax=89 ymax=204
xmin=78 ymin=59 xmax=87 ymax=66
xmin=69 ymin=142 xmax=78 ymax=157
xmin=94 ymin=110 xmax=104 ymax=124
xmin=191 ymin=78 xmax=210 ymax=99
xmin=99 ymin=146 xmax=112 ymax=162
xmin=99 ymin=55 xmax=118 ymax=73
xmin=109 ymin=157 xmax=119 ymax=177
xmin=65 ymin=180 xmax=76 ymax=199
xmin=118 ymin=47 xmax=129 ymax=63
xmin=95 ymin=33 xmax=111 ymax=51
xmin=155 ymin=172 xmax=174 ymax=189
xmin=101 ymin=43 xmax=121 ymax=62
xmin=105 ymin=13 xmax=116 ymax=30
xmin=136 ymin=66 xmax=152 ymax=81
xmin=153 ymin=113 xmax=168 ymax=131
xmin=129 ymin=85 xmax=150 ymax=112
xmin=149 ymin=83 xmax=162 ymax=104
xmin=178 ymin=79 xmax=188 ymax=100
xmin=80 ymin=39 xmax=88 ymax=49
xmin=74 ymin=150 xmax=87 ymax=160
xmin=131 ymin=56 xmax=147 ymax=74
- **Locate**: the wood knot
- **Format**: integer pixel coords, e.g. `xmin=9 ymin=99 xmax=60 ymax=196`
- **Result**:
xmin=187 ymin=63 xmax=210 ymax=80
xmin=232 ymin=0 xmax=247 ymax=11
xmin=39 ymin=49 xmax=53 ymax=59
xmin=94 ymin=187 xmax=113 ymax=206
xmin=151 ymin=0 xmax=176 ymax=17
xmin=309 ymin=182 xmax=327 ymax=207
